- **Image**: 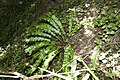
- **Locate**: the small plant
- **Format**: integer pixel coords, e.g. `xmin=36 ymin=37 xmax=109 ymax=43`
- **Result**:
xmin=24 ymin=12 xmax=81 ymax=79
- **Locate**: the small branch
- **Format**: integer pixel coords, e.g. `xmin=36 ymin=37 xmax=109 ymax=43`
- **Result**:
xmin=0 ymin=75 xmax=19 ymax=78
xmin=0 ymin=72 xmax=27 ymax=79
xmin=77 ymin=57 xmax=99 ymax=80
xmin=115 ymin=9 xmax=120 ymax=16
xmin=0 ymin=68 xmax=88 ymax=80
xmin=28 ymin=74 xmax=52 ymax=79
xmin=0 ymin=73 xmax=54 ymax=80
xmin=59 ymin=69 xmax=88 ymax=75
xmin=77 ymin=59 xmax=99 ymax=80
xmin=82 ymin=60 xmax=99 ymax=80
xmin=38 ymin=67 xmax=73 ymax=80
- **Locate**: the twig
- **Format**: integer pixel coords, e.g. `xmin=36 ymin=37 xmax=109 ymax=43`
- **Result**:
xmin=115 ymin=9 xmax=120 ymax=16
xmin=59 ymin=69 xmax=88 ymax=75
xmin=28 ymin=74 xmax=52 ymax=79
xmin=0 ymin=68 xmax=88 ymax=80
xmin=0 ymin=75 xmax=19 ymax=78
xmin=81 ymin=60 xmax=99 ymax=80
xmin=38 ymin=67 xmax=73 ymax=80
xmin=0 ymin=72 xmax=27 ymax=79
xmin=0 ymin=73 xmax=53 ymax=80
xmin=0 ymin=69 xmax=88 ymax=80
xmin=77 ymin=56 xmax=99 ymax=80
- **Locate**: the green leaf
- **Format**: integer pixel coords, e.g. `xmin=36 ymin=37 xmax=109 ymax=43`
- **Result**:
xmin=25 ymin=37 xmax=51 ymax=42
xmin=36 ymin=23 xmax=61 ymax=36
xmin=91 ymin=46 xmax=99 ymax=65
xmin=25 ymin=42 xmax=52 ymax=55
xmin=106 ymin=30 xmax=115 ymax=35
xmin=41 ymin=50 xmax=59 ymax=74
xmin=40 ymin=12 xmax=65 ymax=35
xmin=63 ymin=44 xmax=76 ymax=73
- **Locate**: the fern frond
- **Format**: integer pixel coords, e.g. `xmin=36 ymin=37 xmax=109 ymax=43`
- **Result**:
xmin=40 ymin=13 xmax=66 ymax=40
xmin=40 ymin=49 xmax=59 ymax=74
xmin=27 ymin=31 xmax=53 ymax=39
xmin=35 ymin=23 xmax=63 ymax=42
xmin=41 ymin=15 xmax=60 ymax=31
xmin=51 ymin=15 xmax=65 ymax=35
xmin=25 ymin=42 xmax=53 ymax=55
xmin=25 ymin=37 xmax=51 ymax=42
xmin=29 ymin=44 xmax=59 ymax=64
xmin=42 ymin=50 xmax=58 ymax=69
xmin=41 ymin=13 xmax=65 ymax=34
xmin=28 ymin=56 xmax=43 ymax=74
xmin=27 ymin=65 xmax=37 ymax=75
xmin=36 ymin=23 xmax=62 ymax=36
xmin=29 ymin=52 xmax=41 ymax=64
xmin=27 ymin=46 xmax=59 ymax=74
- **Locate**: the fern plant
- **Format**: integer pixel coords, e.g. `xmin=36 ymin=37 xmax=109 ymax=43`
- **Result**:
xmin=24 ymin=12 xmax=80 ymax=79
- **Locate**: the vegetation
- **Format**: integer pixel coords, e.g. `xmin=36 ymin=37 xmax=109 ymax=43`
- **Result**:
xmin=0 ymin=0 xmax=120 ymax=80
